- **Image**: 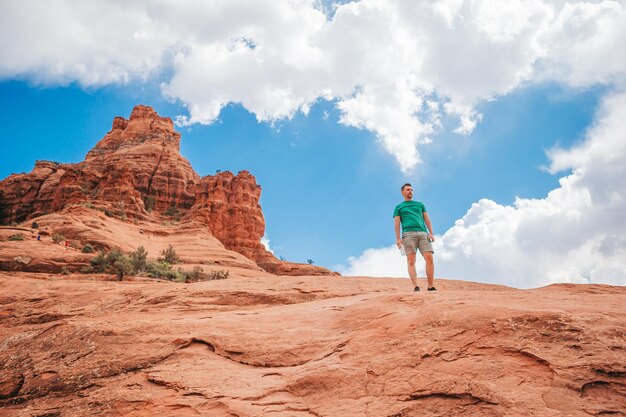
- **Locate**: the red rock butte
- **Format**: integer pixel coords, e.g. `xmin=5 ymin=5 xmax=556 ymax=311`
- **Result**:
xmin=0 ymin=105 xmax=334 ymax=276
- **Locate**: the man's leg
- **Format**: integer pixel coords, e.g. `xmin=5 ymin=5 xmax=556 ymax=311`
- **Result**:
xmin=407 ymin=253 xmax=418 ymax=288
xmin=422 ymin=251 xmax=434 ymax=288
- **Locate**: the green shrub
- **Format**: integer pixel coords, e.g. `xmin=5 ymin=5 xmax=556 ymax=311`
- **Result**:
xmin=31 ymin=222 xmax=39 ymax=229
xmin=52 ymin=233 xmax=65 ymax=243
xmin=61 ymin=267 xmax=70 ymax=275
xmin=80 ymin=265 xmax=93 ymax=273
xmin=112 ymin=255 xmax=133 ymax=281
xmin=9 ymin=234 xmax=24 ymax=241
xmin=69 ymin=241 xmax=81 ymax=250
xmin=105 ymin=248 xmax=125 ymax=265
xmin=169 ymin=268 xmax=187 ymax=283
xmin=146 ymin=259 xmax=172 ymax=279
xmin=159 ymin=244 xmax=180 ymax=264
xmin=146 ymin=262 xmax=186 ymax=282
xmin=88 ymin=248 xmax=133 ymax=280
xmin=130 ymin=246 xmax=148 ymax=273
xmin=82 ymin=243 xmax=95 ymax=253
xmin=90 ymin=251 xmax=107 ymax=273
xmin=189 ymin=266 xmax=203 ymax=280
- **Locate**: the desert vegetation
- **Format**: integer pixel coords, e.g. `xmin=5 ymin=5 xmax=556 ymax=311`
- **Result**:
xmin=82 ymin=245 xmax=228 ymax=282
xmin=82 ymin=243 xmax=95 ymax=253
xmin=52 ymin=233 xmax=65 ymax=243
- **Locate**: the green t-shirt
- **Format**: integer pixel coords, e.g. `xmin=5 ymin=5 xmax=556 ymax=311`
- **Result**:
xmin=393 ymin=200 xmax=428 ymax=233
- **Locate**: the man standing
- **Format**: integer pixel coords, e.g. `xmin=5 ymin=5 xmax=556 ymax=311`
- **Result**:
xmin=393 ymin=183 xmax=436 ymax=292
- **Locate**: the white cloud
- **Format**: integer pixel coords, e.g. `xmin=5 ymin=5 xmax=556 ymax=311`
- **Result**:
xmin=341 ymin=90 xmax=626 ymax=288
xmin=1 ymin=0 xmax=625 ymax=171
xmin=537 ymin=1 xmax=626 ymax=87
xmin=260 ymin=234 xmax=274 ymax=254
xmin=338 ymin=245 xmax=410 ymax=278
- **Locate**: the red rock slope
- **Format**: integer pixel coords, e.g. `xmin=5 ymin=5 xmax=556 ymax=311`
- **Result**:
xmin=0 ymin=105 xmax=333 ymax=276
xmin=0 ymin=272 xmax=624 ymax=416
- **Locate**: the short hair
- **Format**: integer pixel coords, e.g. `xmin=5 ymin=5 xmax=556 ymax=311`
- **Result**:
xmin=401 ymin=183 xmax=412 ymax=191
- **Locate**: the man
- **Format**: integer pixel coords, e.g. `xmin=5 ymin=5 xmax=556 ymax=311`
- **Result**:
xmin=393 ymin=183 xmax=436 ymax=292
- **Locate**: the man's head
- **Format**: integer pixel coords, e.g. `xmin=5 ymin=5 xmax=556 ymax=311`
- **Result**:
xmin=401 ymin=183 xmax=413 ymax=200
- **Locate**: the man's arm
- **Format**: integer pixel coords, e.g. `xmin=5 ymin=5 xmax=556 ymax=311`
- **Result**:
xmin=394 ymin=216 xmax=402 ymax=248
xmin=423 ymin=212 xmax=435 ymax=242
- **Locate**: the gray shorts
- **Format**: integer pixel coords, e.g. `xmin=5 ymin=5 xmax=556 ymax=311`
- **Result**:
xmin=402 ymin=231 xmax=434 ymax=255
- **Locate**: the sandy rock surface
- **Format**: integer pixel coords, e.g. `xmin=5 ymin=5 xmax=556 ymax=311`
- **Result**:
xmin=1 ymin=272 xmax=624 ymax=417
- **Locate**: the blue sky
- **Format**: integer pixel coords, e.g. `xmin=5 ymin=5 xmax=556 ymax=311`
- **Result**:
xmin=0 ymin=80 xmax=602 ymax=267
xmin=1 ymin=1 xmax=625 ymax=287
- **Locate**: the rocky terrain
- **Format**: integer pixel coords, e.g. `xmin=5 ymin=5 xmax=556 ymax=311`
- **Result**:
xmin=0 ymin=105 xmax=332 ymax=276
xmin=0 ymin=272 xmax=624 ymax=416
xmin=0 ymin=105 xmax=624 ymax=416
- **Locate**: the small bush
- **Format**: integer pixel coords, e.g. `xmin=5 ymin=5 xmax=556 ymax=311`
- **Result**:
xmin=80 ymin=265 xmax=92 ymax=273
xmin=112 ymin=255 xmax=133 ymax=281
xmin=31 ymin=222 xmax=39 ymax=229
xmin=208 ymin=270 xmax=229 ymax=280
xmin=90 ymin=251 xmax=107 ymax=273
xmin=189 ymin=266 xmax=204 ymax=280
xmin=159 ymin=244 xmax=181 ymax=264
xmin=146 ymin=259 xmax=172 ymax=279
xmin=105 ymin=248 xmax=125 ymax=265
xmin=89 ymin=248 xmax=133 ymax=280
xmin=131 ymin=246 xmax=148 ymax=273
xmin=9 ymin=234 xmax=25 ymax=241
xmin=70 ymin=241 xmax=81 ymax=250
xmin=52 ymin=233 xmax=65 ymax=243
xmin=82 ymin=243 xmax=95 ymax=253
xmin=170 ymin=268 xmax=187 ymax=283
xmin=61 ymin=267 xmax=70 ymax=275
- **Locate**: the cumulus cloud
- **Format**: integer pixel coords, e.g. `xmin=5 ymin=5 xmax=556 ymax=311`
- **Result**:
xmin=260 ymin=234 xmax=275 ymax=254
xmin=1 ymin=0 xmax=625 ymax=171
xmin=339 ymin=245 xmax=409 ymax=278
xmin=341 ymin=90 xmax=626 ymax=288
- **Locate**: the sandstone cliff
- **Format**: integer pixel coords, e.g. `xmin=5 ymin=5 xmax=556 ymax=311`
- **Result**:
xmin=0 ymin=105 xmax=334 ymax=276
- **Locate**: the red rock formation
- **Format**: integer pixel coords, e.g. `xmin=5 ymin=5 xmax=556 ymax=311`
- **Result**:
xmin=83 ymin=104 xmax=199 ymax=215
xmin=188 ymin=171 xmax=336 ymax=276
xmin=0 ymin=105 xmax=198 ymax=221
xmin=0 ymin=105 xmax=335 ymax=276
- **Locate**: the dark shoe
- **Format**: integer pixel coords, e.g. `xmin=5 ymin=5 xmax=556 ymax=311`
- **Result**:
xmin=427 ymin=287 xmax=437 ymax=291
xmin=414 ymin=286 xmax=420 ymax=292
